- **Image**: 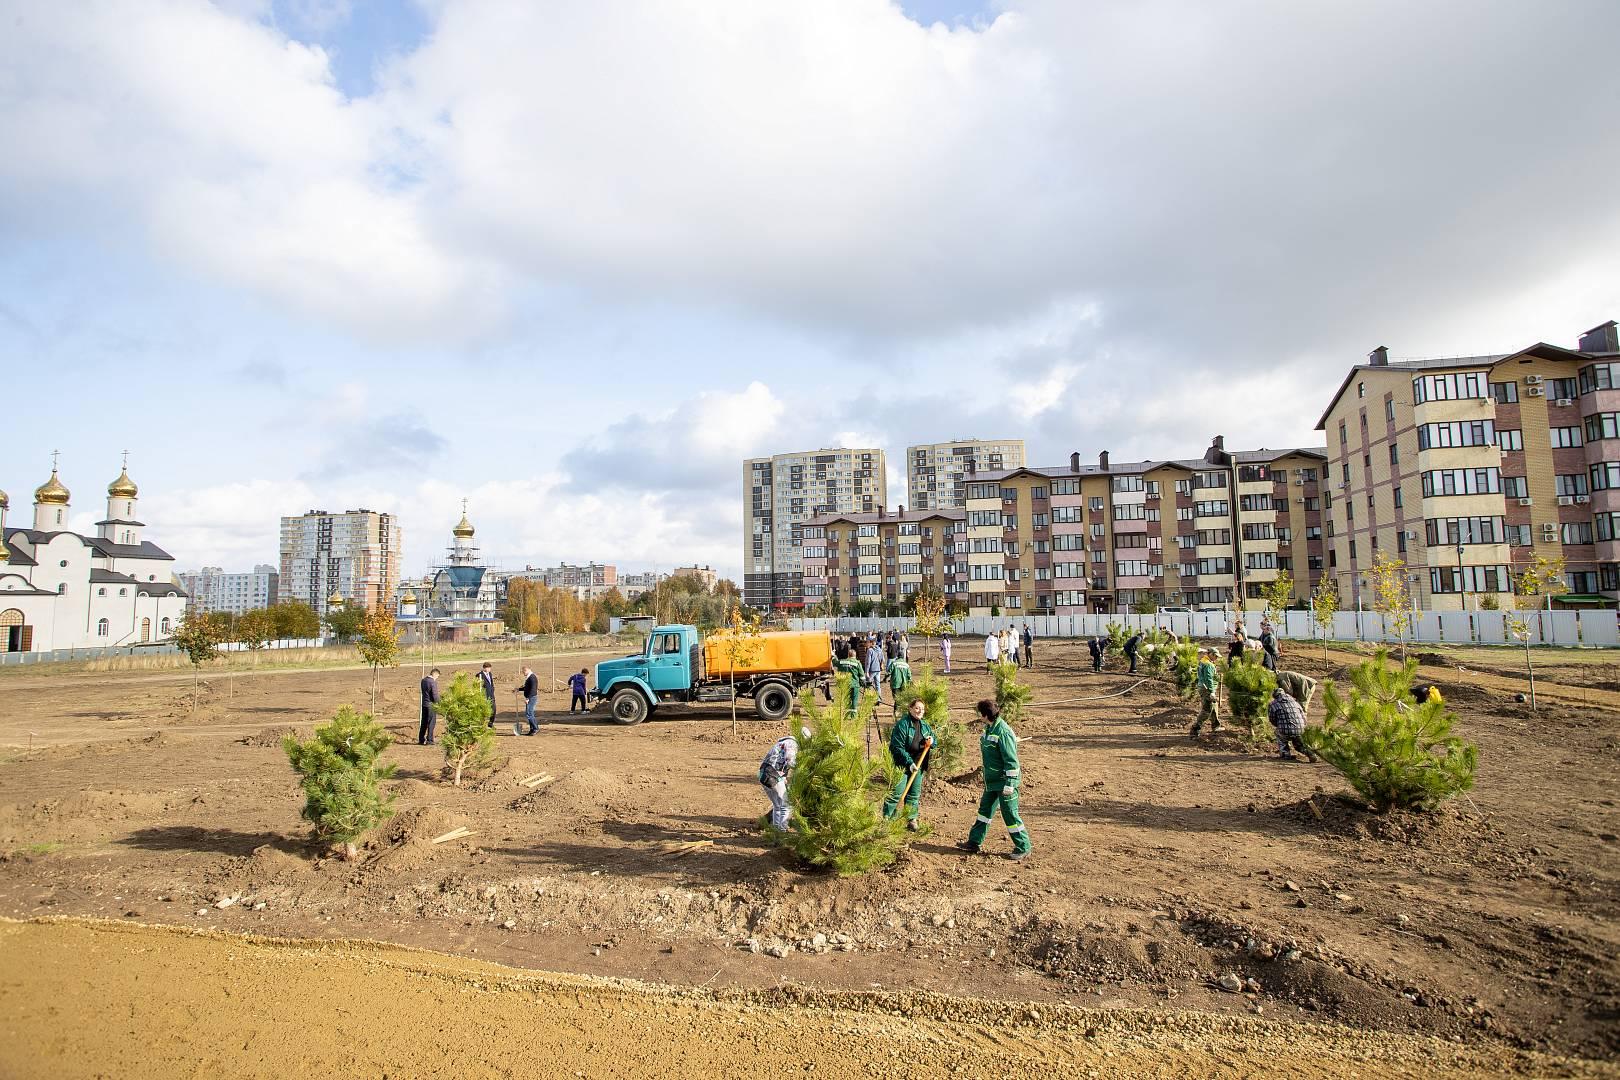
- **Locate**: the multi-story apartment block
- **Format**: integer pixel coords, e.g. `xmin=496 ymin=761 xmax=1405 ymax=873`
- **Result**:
xmin=671 ymin=565 xmax=719 ymax=591
xmin=906 ymin=438 xmax=1026 ymax=510
xmin=618 ymin=571 xmax=666 ymax=600
xmin=745 ymin=448 xmax=886 ymax=610
xmin=801 ymin=507 xmax=966 ymax=611
xmin=1316 ymin=320 xmax=1620 ymax=610
xmin=177 ymin=564 xmax=279 ymax=615
xmin=505 ymin=562 xmax=619 ymax=601
xmin=278 ymin=509 xmax=401 ymax=616
xmin=962 ymin=440 xmax=1327 ymax=615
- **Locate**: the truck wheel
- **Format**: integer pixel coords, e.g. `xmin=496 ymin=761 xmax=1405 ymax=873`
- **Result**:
xmin=609 ymin=688 xmax=650 ymax=726
xmin=754 ymin=681 xmax=793 ymax=722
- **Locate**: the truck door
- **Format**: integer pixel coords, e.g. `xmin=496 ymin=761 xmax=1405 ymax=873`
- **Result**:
xmin=647 ymin=630 xmax=689 ymax=693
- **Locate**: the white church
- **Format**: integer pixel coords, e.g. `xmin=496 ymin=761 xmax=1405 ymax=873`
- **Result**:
xmin=0 ymin=458 xmax=188 ymax=653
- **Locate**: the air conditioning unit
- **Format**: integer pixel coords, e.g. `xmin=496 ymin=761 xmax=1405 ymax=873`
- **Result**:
xmin=1526 ymin=386 xmax=1545 ymax=397
xmin=1145 ymin=493 xmax=1160 ymax=501
xmin=1541 ymin=523 xmax=1559 ymax=537
xmin=1576 ymin=495 xmax=1591 ymax=504
xmin=1555 ymin=398 xmax=1575 ymax=407
xmin=1525 ymin=374 xmax=1544 ymax=385
xmin=1517 ymin=497 xmax=1533 ymax=506
xmin=1293 ymin=476 xmax=1304 ymax=485
xmin=1557 ymin=495 xmax=1575 ymax=506
xmin=1294 ymin=498 xmax=1305 ymax=505
xmin=1403 ymin=530 xmax=1418 ymax=540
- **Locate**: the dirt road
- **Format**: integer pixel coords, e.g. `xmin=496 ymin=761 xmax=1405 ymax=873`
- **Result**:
xmin=2 ymin=918 xmax=1606 ymax=1079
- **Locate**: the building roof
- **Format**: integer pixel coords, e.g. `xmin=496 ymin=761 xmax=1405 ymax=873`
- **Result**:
xmin=87 ymin=537 xmax=175 ymax=561
xmin=971 ymin=446 xmax=1324 ymax=485
xmin=94 ymin=518 xmax=146 ymax=527
xmin=0 ymin=532 xmax=36 ymax=566
xmin=0 ymin=572 xmax=55 ymax=596
xmin=137 ymin=582 xmax=186 ymax=598
xmin=441 ymin=566 xmax=486 ymax=590
xmin=89 ymin=569 xmax=139 ymax=584
xmin=802 ymin=507 xmax=965 ymax=527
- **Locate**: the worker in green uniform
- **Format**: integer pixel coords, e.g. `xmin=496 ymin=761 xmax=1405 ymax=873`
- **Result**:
xmin=832 ymin=652 xmax=866 ymax=718
xmin=885 ymin=653 xmax=912 ymax=718
xmin=1190 ymin=647 xmax=1222 ymax=737
xmin=882 ymin=697 xmax=933 ymax=831
xmin=957 ymin=698 xmax=1031 ymax=860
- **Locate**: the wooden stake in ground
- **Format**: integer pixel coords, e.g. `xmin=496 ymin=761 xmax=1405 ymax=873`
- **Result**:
xmin=430 ymin=827 xmax=473 ymax=845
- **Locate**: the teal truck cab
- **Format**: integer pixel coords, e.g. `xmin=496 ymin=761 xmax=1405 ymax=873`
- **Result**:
xmin=591 ymin=624 xmax=833 ymax=726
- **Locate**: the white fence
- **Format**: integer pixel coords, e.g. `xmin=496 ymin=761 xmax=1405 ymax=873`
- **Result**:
xmin=789 ymin=610 xmax=1620 ymax=647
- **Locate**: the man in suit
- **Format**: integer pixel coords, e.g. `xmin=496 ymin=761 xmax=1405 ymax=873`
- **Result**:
xmin=418 ymin=668 xmax=441 ymax=745
xmin=513 ymin=666 xmax=539 ymax=735
xmin=478 ymin=662 xmax=498 ymax=727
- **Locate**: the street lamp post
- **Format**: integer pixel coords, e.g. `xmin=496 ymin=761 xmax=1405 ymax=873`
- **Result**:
xmin=1456 ymin=542 xmax=1467 ymax=612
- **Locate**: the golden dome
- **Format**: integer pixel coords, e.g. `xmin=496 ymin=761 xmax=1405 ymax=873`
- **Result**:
xmin=108 ymin=468 xmax=138 ymax=498
xmin=327 ymin=591 xmax=345 ymax=606
xmin=0 ymin=487 xmax=8 ymax=510
xmin=452 ymin=513 xmax=475 ymax=539
xmin=34 ymin=469 xmax=70 ymax=506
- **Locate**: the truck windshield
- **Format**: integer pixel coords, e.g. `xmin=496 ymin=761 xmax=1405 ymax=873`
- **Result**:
xmin=653 ymin=632 xmax=682 ymax=654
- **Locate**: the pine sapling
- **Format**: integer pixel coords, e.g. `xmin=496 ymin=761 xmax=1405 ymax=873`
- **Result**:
xmin=1139 ymin=628 xmax=1173 ymax=679
xmin=1222 ymin=653 xmax=1278 ymax=743
xmin=893 ymin=663 xmax=962 ymax=774
xmin=1303 ymin=650 xmax=1477 ymax=812
xmin=1169 ymin=642 xmax=1202 ymax=700
xmin=1103 ymin=622 xmax=1129 ymax=659
xmin=438 ymin=673 xmax=495 ymax=786
xmin=283 ymin=704 xmax=397 ymax=860
xmin=990 ymin=659 xmax=1032 ymax=725
xmin=773 ymin=675 xmax=907 ymax=876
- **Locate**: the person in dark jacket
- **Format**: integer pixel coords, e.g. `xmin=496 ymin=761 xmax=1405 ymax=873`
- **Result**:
xmin=1259 ymin=622 xmax=1280 ymax=672
xmin=418 ymin=669 xmax=441 ymax=745
xmin=512 ymin=666 xmax=539 ymax=735
xmin=1123 ymin=632 xmax=1143 ymax=674
xmin=1088 ymin=636 xmax=1103 ymax=672
xmin=478 ymin=662 xmax=498 ymax=728
xmin=882 ymin=698 xmax=934 ymax=831
xmin=1021 ymin=624 xmax=1034 ymax=668
xmin=1228 ymin=625 xmax=1247 ymax=666
xmin=568 ymin=668 xmax=589 ymax=713
xmin=1269 ymin=687 xmax=1317 ymax=762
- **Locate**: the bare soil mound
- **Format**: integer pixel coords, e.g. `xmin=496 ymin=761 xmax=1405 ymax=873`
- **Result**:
xmin=509 ymin=767 xmax=629 ymax=817
xmin=366 ymin=806 xmax=469 ymax=873
xmin=0 ymin=790 xmax=176 ymax=845
xmin=475 ymin=753 xmax=549 ymax=792
xmin=238 ymin=726 xmax=297 ymax=748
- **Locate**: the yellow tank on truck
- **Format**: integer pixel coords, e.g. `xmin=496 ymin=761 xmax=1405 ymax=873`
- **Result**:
xmin=704 ymin=629 xmax=834 ymax=678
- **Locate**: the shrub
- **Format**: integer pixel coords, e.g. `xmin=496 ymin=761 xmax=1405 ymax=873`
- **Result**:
xmin=283 ymin=705 xmax=397 ymax=860
xmin=438 ymin=673 xmax=495 ymax=786
xmin=1168 ymin=643 xmax=1202 ymax=700
xmin=773 ymin=677 xmax=907 ymax=876
xmin=990 ymin=659 xmax=1032 ymax=725
xmin=1223 ymin=654 xmax=1277 ymax=742
xmin=1139 ymin=628 xmax=1173 ymax=678
xmin=1103 ymin=622 xmax=1129 ymax=658
xmin=1304 ymin=650 xmax=1478 ymax=812
xmin=893 ymin=663 xmax=963 ymax=774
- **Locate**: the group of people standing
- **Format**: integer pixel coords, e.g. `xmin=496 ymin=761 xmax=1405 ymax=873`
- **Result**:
xmin=832 ymin=630 xmax=915 ymax=711
xmin=983 ymin=625 xmax=1034 ymax=669
xmin=417 ymin=662 xmax=544 ymax=744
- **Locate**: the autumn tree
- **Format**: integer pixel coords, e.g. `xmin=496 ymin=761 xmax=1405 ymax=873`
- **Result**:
xmin=1311 ymin=579 xmax=1340 ymax=661
xmin=325 ymin=603 xmax=365 ymax=643
xmin=271 ymin=601 xmax=321 ymax=640
xmin=235 ymin=608 xmax=275 ymax=664
xmin=355 ymin=605 xmax=402 ymax=714
xmin=1508 ymin=554 xmax=1567 ymax=709
xmin=1260 ymin=570 xmax=1294 ymax=625
xmin=717 ymin=604 xmax=765 ymax=735
xmin=1368 ymin=552 xmax=1414 ymax=660
xmin=171 ymin=611 xmax=225 ymax=716
xmin=910 ymin=586 xmax=949 ymax=657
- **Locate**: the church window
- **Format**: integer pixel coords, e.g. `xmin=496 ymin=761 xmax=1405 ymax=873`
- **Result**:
xmin=97 ymin=588 xmax=106 ymax=596
xmin=57 ymin=584 xmax=66 ymax=595
xmin=97 ymin=619 xmax=109 ymax=637
xmin=161 ymin=617 xmax=171 ymax=633
xmin=60 ymin=560 xmax=68 ymax=568
xmin=119 ymin=588 xmax=127 ymax=596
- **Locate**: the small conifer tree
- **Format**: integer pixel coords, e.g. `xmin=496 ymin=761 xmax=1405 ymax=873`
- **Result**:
xmin=1168 ymin=642 xmax=1202 ymax=700
xmin=892 ymin=662 xmax=963 ymax=774
xmin=990 ymin=659 xmax=1032 ymax=724
xmin=438 ymin=673 xmax=495 ymax=786
xmin=1223 ymin=653 xmax=1278 ymax=742
xmin=1139 ymin=627 xmax=1173 ymax=678
xmin=1102 ymin=622 xmax=1129 ymax=658
xmin=773 ymin=675 xmax=906 ymax=875
xmin=283 ymin=705 xmax=397 ymax=860
xmin=1304 ymin=650 xmax=1477 ymax=812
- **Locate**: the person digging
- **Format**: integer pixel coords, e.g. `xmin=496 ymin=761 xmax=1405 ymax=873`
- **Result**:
xmin=958 ymin=698 xmax=1032 ymax=861
xmin=882 ymin=697 xmax=933 ymax=832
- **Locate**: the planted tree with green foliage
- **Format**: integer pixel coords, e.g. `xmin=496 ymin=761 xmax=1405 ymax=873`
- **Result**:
xmin=325 ymin=603 xmax=365 ymax=643
xmin=772 ymin=675 xmax=906 ymax=875
xmin=437 ymin=673 xmax=495 ymax=786
xmin=893 ymin=663 xmax=963 ymax=774
xmin=1310 ymin=579 xmax=1340 ymax=662
xmin=1304 ymin=650 xmax=1477 ymax=812
xmin=990 ymin=659 xmax=1032 ymax=725
xmin=235 ymin=607 xmax=274 ymax=664
xmin=1138 ymin=627 xmax=1174 ymax=678
xmin=1102 ymin=622 xmax=1129 ymax=659
xmin=355 ymin=605 xmax=402 ymax=714
xmin=1260 ymin=571 xmax=1294 ymax=626
xmin=1168 ymin=642 xmax=1202 ymax=700
xmin=271 ymin=600 xmax=322 ymax=641
xmin=1223 ymin=653 xmax=1278 ymax=742
xmin=283 ymin=704 xmax=397 ymax=860
xmin=171 ymin=611 xmax=226 ymax=716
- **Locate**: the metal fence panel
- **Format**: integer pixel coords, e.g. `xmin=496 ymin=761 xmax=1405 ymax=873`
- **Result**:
xmin=1580 ymin=611 xmax=1620 ymax=645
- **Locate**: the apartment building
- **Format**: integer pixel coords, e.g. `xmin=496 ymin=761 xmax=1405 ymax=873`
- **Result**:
xmin=278 ymin=509 xmax=401 ymax=615
xmin=800 ymin=507 xmax=966 ymax=610
xmin=671 ymin=565 xmax=719 ymax=591
xmin=962 ymin=440 xmax=1326 ymax=616
xmin=177 ymin=564 xmax=279 ymax=615
xmin=618 ymin=571 xmax=666 ymax=600
xmin=1317 ymin=320 xmax=1620 ymax=610
xmin=505 ymin=562 xmax=619 ymax=601
xmin=906 ymin=438 xmax=1026 ymax=510
xmin=744 ymin=448 xmax=886 ymax=610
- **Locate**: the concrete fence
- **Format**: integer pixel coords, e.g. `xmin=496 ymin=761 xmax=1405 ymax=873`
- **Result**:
xmin=789 ymin=609 xmax=1620 ymax=648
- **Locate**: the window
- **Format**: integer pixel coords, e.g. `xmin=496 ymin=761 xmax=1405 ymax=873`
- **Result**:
xmin=160 ymin=617 xmax=171 ymax=633
xmin=1050 ymin=478 xmax=1080 ymax=495
xmin=1193 ymin=471 xmax=1227 ymax=489
xmin=1339 ymin=420 xmax=1347 ymax=445
xmin=965 ymin=482 xmax=1000 ymax=501
xmin=1357 ymin=382 xmax=1366 ymax=398
xmin=1385 ymin=398 xmax=1395 ymax=422
xmin=1497 ymin=428 xmax=1523 ymax=452
xmin=1000 ymin=487 xmax=1018 ymax=502
xmin=1424 ymin=516 xmax=1506 ymax=545
xmin=1242 ymin=523 xmax=1273 ymax=541
xmin=1562 ymin=522 xmax=1594 ymax=545
xmin=1193 ymin=500 xmax=1229 ymax=517
xmin=1550 ymin=426 xmax=1584 ymax=449
xmin=97 ymin=618 xmax=109 ymax=637
xmin=1396 ymin=531 xmax=1408 ymax=554
xmin=967 ymin=510 xmax=1001 ymax=527
xmin=1568 ymin=571 xmax=1600 ymax=593
xmin=1388 ymin=444 xmax=1400 ymax=466
xmin=57 ymin=584 xmax=66 ymax=595
xmin=1305 ymin=526 xmax=1322 ymax=540
xmin=1113 ymin=502 xmax=1146 ymax=521
xmin=1111 ymin=475 xmax=1145 ymax=493
xmin=1489 ymin=381 xmax=1518 ymax=404
xmin=1115 ymin=560 xmax=1150 ymax=577
xmin=1195 ymin=528 xmax=1231 ymax=546
xmin=1113 ymin=532 xmax=1149 ymax=549
xmin=1585 ymin=413 xmax=1620 ymax=442
xmin=1503 ymin=475 xmax=1529 ymax=498
xmin=1030 ymin=487 xmax=1047 ymax=501
xmin=1548 ymin=377 xmax=1579 ymax=401
xmin=857 ymin=525 xmax=878 ymax=537
xmin=1505 ymin=524 xmax=1532 ymax=546
xmin=97 ymin=587 xmax=106 ymax=596
xmin=1245 ymin=552 xmax=1277 ymax=570
xmin=1088 ymin=496 xmax=1104 ymax=511
xmin=1591 ymin=462 xmax=1620 ymax=491
xmin=969 ymin=538 xmax=1003 ymax=553
xmin=1052 ymin=534 xmax=1084 ymax=551
xmin=1174 ymin=479 xmax=1192 ymax=496
xmin=1417 ymin=420 xmax=1495 ymax=449
xmin=1030 ymin=513 xmax=1049 ymax=527
xmin=1195 ymin=557 xmax=1234 ymax=575
xmin=1341 ymin=462 xmax=1351 ymax=482
xmin=1176 ymin=507 xmax=1194 ymax=521
xmin=1554 ymin=473 xmax=1589 ymax=497
xmin=1430 ymin=565 xmax=1508 ymax=594
xmin=1303 ymin=497 xmax=1321 ymax=512
xmin=1420 ymin=468 xmax=1501 ymax=497
xmin=1237 ymin=465 xmax=1270 ymax=483
xmin=1089 ymin=523 xmax=1104 ymax=538
xmin=1412 ymin=371 xmax=1488 ymax=403
xmin=1580 ymin=363 xmax=1620 ymax=394
xmin=1052 ymin=505 xmax=1082 ymax=523
xmin=1393 ymin=489 xmax=1403 ymax=509
xmin=1238 ymin=494 xmax=1272 ymax=512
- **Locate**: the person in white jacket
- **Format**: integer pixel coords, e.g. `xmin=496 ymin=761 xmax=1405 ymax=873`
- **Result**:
xmin=984 ymin=631 xmax=1001 ymax=669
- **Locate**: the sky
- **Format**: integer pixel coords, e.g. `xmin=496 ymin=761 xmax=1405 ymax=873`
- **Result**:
xmin=2 ymin=0 xmax=1617 ymax=583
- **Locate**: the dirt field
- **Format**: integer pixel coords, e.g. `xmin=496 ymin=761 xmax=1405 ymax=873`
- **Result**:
xmin=4 ymin=918 xmax=1611 ymax=1080
xmin=0 ymin=640 xmax=1616 ymax=1074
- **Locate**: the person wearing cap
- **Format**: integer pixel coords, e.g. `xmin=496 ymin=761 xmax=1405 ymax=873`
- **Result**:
xmin=759 ymin=728 xmax=809 ymax=830
xmin=957 ymin=699 xmax=1031 ymax=860
xmin=1269 ymin=686 xmax=1317 ymax=762
xmin=882 ymin=697 xmax=934 ymax=831
xmin=1190 ymin=648 xmax=1221 ymax=737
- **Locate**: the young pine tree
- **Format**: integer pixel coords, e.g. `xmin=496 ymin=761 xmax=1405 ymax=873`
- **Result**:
xmin=283 ymin=705 xmax=397 ymax=860
xmin=1222 ymin=653 xmax=1278 ymax=742
xmin=438 ymin=672 xmax=495 ymax=786
xmin=1304 ymin=650 xmax=1477 ymax=812
xmin=892 ymin=662 xmax=963 ymax=774
xmin=990 ymin=659 xmax=1032 ymax=725
xmin=1139 ymin=628 xmax=1173 ymax=678
xmin=1169 ymin=642 xmax=1202 ymax=700
xmin=773 ymin=675 xmax=907 ymax=876
xmin=1103 ymin=622 xmax=1129 ymax=659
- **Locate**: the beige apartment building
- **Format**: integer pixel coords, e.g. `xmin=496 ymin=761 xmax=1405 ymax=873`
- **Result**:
xmin=278 ymin=509 xmax=401 ymax=615
xmin=906 ymin=438 xmax=1026 ymax=510
xmin=745 ymin=448 xmax=886 ymax=610
xmin=962 ymin=440 xmax=1326 ymax=616
xmin=800 ymin=507 xmax=966 ymax=611
xmin=1317 ymin=320 xmax=1620 ymax=611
